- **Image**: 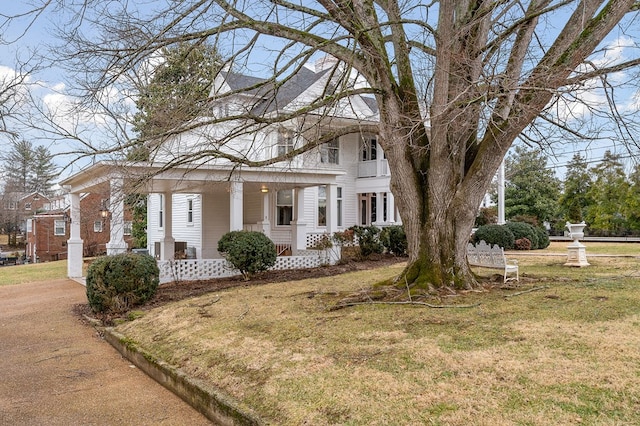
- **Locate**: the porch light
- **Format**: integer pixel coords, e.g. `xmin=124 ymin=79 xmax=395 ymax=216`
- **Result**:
xmin=100 ymin=207 xmax=110 ymax=219
xmin=260 ymin=185 xmax=269 ymax=193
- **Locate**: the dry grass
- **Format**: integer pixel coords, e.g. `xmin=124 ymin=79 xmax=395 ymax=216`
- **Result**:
xmin=115 ymin=248 xmax=640 ymax=425
xmin=0 ymin=260 xmax=67 ymax=286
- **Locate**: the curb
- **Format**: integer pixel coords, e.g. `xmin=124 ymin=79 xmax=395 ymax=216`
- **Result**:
xmin=103 ymin=327 xmax=265 ymax=426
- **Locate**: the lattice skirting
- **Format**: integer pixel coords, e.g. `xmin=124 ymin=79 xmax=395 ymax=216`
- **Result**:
xmin=157 ymin=249 xmax=339 ymax=284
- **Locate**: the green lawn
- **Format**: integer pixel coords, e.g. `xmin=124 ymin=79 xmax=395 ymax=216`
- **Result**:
xmin=113 ymin=245 xmax=640 ymax=425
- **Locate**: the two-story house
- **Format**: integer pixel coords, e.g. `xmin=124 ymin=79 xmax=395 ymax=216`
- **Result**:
xmin=25 ymin=192 xmax=134 ymax=262
xmin=60 ymin=56 xmax=399 ymax=282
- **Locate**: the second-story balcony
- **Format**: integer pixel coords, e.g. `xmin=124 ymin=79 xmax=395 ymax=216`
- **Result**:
xmin=358 ymin=159 xmax=389 ymax=178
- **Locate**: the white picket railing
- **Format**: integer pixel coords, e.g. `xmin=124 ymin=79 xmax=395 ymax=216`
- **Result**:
xmin=157 ymin=248 xmax=340 ymax=284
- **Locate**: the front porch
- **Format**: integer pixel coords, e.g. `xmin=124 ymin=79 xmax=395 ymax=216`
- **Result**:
xmin=60 ymin=161 xmax=344 ymax=282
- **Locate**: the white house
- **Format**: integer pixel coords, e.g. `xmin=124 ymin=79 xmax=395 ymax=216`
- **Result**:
xmin=60 ymin=57 xmax=400 ymax=282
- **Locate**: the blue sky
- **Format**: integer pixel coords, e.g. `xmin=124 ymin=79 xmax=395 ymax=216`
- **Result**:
xmin=1 ymin=1 xmax=639 ymax=181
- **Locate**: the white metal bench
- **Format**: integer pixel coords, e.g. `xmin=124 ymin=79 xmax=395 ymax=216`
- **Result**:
xmin=467 ymin=240 xmax=519 ymax=283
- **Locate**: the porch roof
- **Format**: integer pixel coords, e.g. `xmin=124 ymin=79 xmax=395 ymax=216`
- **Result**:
xmin=60 ymin=161 xmax=345 ymax=195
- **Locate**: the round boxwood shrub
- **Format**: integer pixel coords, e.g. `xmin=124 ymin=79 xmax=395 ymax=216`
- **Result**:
xmin=380 ymin=225 xmax=407 ymax=256
xmin=504 ymin=222 xmax=539 ymax=249
xmin=86 ymin=253 xmax=160 ymax=314
xmin=473 ymin=224 xmax=515 ymax=249
xmin=534 ymin=226 xmax=550 ymax=249
xmin=217 ymin=230 xmax=277 ymax=280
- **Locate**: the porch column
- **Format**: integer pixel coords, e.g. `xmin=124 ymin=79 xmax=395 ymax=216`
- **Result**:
xmin=67 ymin=192 xmax=83 ymax=278
xmin=375 ymin=191 xmax=384 ymax=225
xmin=387 ymin=191 xmax=395 ymax=223
xmin=291 ymin=187 xmax=307 ymax=253
xmin=161 ymin=192 xmax=175 ymax=260
xmin=326 ymin=184 xmax=338 ymax=234
xmin=106 ymin=178 xmax=128 ymax=255
xmin=258 ymin=191 xmax=270 ymax=237
xmin=229 ymin=180 xmax=244 ymax=231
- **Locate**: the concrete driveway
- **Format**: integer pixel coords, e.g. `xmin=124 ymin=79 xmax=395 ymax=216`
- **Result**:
xmin=0 ymin=279 xmax=212 ymax=425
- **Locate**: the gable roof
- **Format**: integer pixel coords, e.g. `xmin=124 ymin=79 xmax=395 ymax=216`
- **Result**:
xmin=216 ymin=58 xmax=379 ymax=117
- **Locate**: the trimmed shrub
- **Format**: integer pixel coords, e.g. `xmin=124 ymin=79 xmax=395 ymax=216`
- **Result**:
xmin=217 ymin=230 xmax=277 ymax=280
xmin=473 ymin=224 xmax=515 ymax=249
xmin=380 ymin=225 xmax=407 ymax=256
xmin=534 ymin=226 xmax=551 ymax=249
xmin=514 ymin=237 xmax=532 ymax=250
xmin=350 ymin=225 xmax=384 ymax=258
xmin=86 ymin=253 xmax=159 ymax=314
xmin=505 ymin=222 xmax=539 ymax=249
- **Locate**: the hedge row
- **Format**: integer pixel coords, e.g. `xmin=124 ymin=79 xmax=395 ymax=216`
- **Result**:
xmin=473 ymin=222 xmax=550 ymax=250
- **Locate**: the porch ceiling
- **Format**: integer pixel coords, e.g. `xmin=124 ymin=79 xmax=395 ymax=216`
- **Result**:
xmin=60 ymin=161 xmax=344 ymax=195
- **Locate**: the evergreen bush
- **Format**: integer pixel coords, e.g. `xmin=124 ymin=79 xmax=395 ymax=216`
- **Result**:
xmin=505 ymin=222 xmax=539 ymax=249
xmin=534 ymin=226 xmax=551 ymax=249
xmin=86 ymin=253 xmax=159 ymax=314
xmin=473 ymin=224 xmax=515 ymax=249
xmin=380 ymin=225 xmax=407 ymax=256
xmin=350 ymin=226 xmax=384 ymax=257
xmin=217 ymin=230 xmax=277 ymax=280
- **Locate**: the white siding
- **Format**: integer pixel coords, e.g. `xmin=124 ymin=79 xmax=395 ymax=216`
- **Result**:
xmin=201 ymin=192 xmax=230 ymax=259
xmin=171 ymin=194 xmax=202 ymax=258
xmin=243 ymin=192 xmax=262 ymax=225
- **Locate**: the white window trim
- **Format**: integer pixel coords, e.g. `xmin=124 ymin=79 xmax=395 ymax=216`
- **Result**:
xmin=277 ymin=129 xmax=295 ymax=157
xmin=54 ymin=220 xmax=66 ymax=236
xmin=317 ymin=186 xmax=327 ymax=227
xmin=94 ymin=220 xmax=103 ymax=233
xmin=275 ymin=189 xmax=293 ymax=227
xmin=187 ymin=198 xmax=194 ymax=225
xmin=320 ymin=138 xmax=340 ymax=165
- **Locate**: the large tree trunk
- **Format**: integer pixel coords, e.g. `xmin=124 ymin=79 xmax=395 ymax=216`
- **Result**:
xmin=378 ymin=112 xmax=492 ymax=290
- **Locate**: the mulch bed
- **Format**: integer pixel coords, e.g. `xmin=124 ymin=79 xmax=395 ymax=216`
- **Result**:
xmin=74 ymin=255 xmax=405 ymax=325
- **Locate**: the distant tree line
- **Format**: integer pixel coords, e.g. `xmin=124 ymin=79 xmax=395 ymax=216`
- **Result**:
xmin=477 ymin=147 xmax=640 ymax=237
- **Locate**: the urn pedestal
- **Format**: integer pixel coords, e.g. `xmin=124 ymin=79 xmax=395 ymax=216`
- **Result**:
xmin=564 ymin=222 xmax=589 ymax=267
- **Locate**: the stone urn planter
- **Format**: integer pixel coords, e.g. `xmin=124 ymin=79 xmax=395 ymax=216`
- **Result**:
xmin=564 ymin=221 xmax=589 ymax=267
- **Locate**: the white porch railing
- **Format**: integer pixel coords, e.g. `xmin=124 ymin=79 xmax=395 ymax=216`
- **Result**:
xmin=157 ymin=248 xmax=340 ymax=284
xmin=357 ymin=159 xmax=390 ymax=178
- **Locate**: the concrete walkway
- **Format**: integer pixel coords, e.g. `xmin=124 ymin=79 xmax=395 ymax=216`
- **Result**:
xmin=0 ymin=279 xmax=212 ymax=425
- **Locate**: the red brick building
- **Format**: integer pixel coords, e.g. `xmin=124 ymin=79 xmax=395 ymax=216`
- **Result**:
xmin=25 ymin=193 xmax=133 ymax=262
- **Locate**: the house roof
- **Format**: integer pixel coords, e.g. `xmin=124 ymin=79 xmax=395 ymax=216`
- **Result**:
xmin=218 ymin=58 xmax=379 ymax=117
xmin=18 ymin=191 xmax=51 ymax=203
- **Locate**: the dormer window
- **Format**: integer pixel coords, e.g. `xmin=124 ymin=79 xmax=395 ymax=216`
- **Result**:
xmin=277 ymin=129 xmax=295 ymax=157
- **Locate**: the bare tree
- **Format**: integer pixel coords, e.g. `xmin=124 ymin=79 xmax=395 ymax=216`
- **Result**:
xmin=8 ymin=0 xmax=640 ymax=289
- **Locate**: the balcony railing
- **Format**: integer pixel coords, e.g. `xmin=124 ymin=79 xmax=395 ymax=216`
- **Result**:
xmin=357 ymin=159 xmax=389 ymax=178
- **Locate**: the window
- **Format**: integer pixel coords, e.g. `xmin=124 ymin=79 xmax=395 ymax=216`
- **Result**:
xmin=276 ymin=190 xmax=293 ymax=226
xmin=26 ymin=219 xmax=32 ymax=233
xmin=158 ymin=194 xmax=164 ymax=229
xmin=320 ymin=138 xmax=339 ymax=164
xmin=94 ymin=221 xmax=103 ymax=233
xmin=54 ymin=220 xmax=66 ymax=236
xmin=187 ymin=199 xmax=194 ymax=224
xmin=124 ymin=221 xmax=132 ymax=236
xmin=277 ymin=129 xmax=295 ymax=157
xmin=337 ymin=187 xmax=343 ymax=227
xmin=24 ymin=202 xmax=32 ymax=210
xmin=318 ymin=186 xmax=326 ymax=227
xmin=361 ymin=136 xmax=377 ymax=161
